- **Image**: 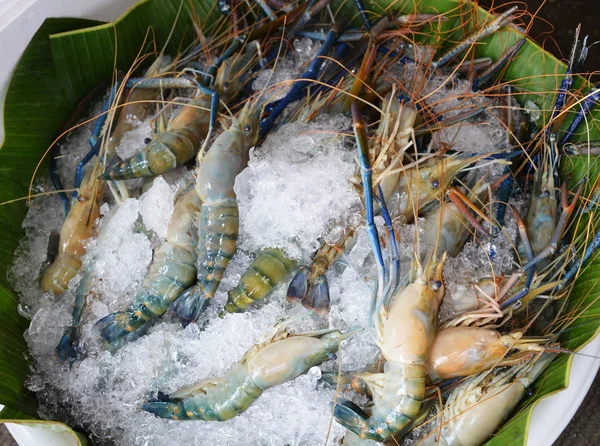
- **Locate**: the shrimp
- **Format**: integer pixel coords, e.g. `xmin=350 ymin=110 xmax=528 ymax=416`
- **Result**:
xmin=423 ymin=175 xmax=497 ymax=258
xmin=225 ymin=247 xmax=297 ymax=313
xmin=100 ymin=48 xmax=254 ymax=180
xmin=40 ymin=157 xmax=104 ymax=294
xmin=94 ymin=181 xmax=201 ymax=345
xmin=288 ymin=94 xmax=417 ymax=315
xmin=142 ymin=326 xmax=358 ymax=420
xmin=322 ymin=325 xmax=540 ymax=390
xmin=391 ymin=152 xmax=495 ymax=223
xmin=105 ymin=55 xmax=173 ymax=156
xmin=419 ymin=352 xmax=556 ymax=446
xmin=333 ymin=254 xmax=447 ymax=442
xmin=287 ymin=226 xmax=357 ymax=315
xmin=55 ymin=204 xmax=124 ymax=360
xmin=425 ymin=327 xmax=542 ymax=382
xmin=169 ymin=96 xmax=265 ymax=325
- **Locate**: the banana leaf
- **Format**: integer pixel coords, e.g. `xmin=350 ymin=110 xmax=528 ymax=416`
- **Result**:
xmin=0 ymin=0 xmax=599 ymax=445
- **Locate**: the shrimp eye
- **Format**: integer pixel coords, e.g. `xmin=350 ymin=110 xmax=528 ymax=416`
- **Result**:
xmin=542 ymin=190 xmax=551 ymax=198
xmin=431 ymin=180 xmax=440 ymax=189
xmin=430 ymin=280 xmax=442 ymax=290
xmin=223 ymin=81 xmax=230 ymax=90
xmin=144 ymin=137 xmax=151 ymax=144
xmin=243 ymin=124 xmax=252 ymax=135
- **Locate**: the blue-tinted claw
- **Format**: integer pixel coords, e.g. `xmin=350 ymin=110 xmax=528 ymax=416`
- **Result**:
xmin=562 ymin=229 xmax=600 ymax=287
xmin=287 ymin=266 xmax=310 ymax=302
xmin=495 ymin=166 xmax=514 ymax=227
xmin=260 ymin=23 xmax=342 ymax=137
xmin=301 ymin=274 xmax=330 ymax=315
xmin=169 ymin=284 xmax=211 ymax=325
xmin=548 ymin=25 xmax=588 ymax=136
xmin=49 ymin=151 xmax=70 ymax=214
xmin=74 ymin=83 xmax=119 ymax=196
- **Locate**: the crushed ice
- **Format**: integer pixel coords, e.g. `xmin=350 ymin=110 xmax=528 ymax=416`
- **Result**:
xmin=6 ymin=45 xmax=526 ymax=446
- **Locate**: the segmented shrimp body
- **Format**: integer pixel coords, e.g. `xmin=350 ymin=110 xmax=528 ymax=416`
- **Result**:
xmin=40 ymin=159 xmax=104 ymax=294
xmin=169 ymin=98 xmax=264 ymax=324
xmin=142 ymin=327 xmax=358 ymax=420
xmin=95 ymin=182 xmax=201 ymax=345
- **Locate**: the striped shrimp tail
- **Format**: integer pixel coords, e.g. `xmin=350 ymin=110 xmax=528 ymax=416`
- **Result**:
xmin=169 ymin=283 xmax=211 ymax=325
xmin=225 ymin=248 xmax=297 ymax=313
xmin=196 ymin=201 xmax=239 ymax=297
xmin=100 ymin=127 xmax=202 ymax=180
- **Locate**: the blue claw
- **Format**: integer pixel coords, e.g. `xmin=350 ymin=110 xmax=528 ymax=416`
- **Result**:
xmin=375 ymin=185 xmax=399 ymax=287
xmin=352 ymin=0 xmax=372 ymax=31
xmin=260 ymin=23 xmax=342 ymax=138
xmin=352 ymin=102 xmax=385 ymax=278
xmin=49 ymin=149 xmax=70 ymax=214
xmin=561 ymin=229 xmax=600 ymax=287
xmin=495 ymin=166 xmax=514 ymax=227
xmin=73 ymin=83 xmax=119 ymax=196
xmin=560 ymin=85 xmax=600 ymax=146
xmin=548 ymin=26 xmax=588 ymax=136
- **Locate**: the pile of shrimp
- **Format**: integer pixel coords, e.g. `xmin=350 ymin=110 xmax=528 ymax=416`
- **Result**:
xmin=6 ymin=1 xmax=600 ymax=445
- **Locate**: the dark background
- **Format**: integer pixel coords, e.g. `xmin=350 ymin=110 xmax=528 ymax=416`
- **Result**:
xmin=1 ymin=0 xmax=599 ymax=445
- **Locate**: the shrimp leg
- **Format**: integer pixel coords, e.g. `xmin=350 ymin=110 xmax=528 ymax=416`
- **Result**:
xmin=472 ymin=38 xmax=525 ymax=92
xmin=559 ymin=86 xmax=600 ymax=146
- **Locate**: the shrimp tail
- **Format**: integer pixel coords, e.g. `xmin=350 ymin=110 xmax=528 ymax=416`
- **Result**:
xmin=169 ymin=283 xmax=211 ymax=325
xmin=333 ymin=399 xmax=370 ymax=435
xmin=99 ymin=152 xmax=149 ymax=180
xmin=287 ymin=269 xmax=331 ymax=315
xmin=287 ymin=266 xmax=310 ymax=302
xmin=171 ymin=201 xmax=239 ymax=324
xmin=95 ymin=311 xmax=141 ymax=342
xmin=55 ymin=328 xmax=78 ymax=361
xmin=142 ymin=399 xmax=187 ymax=420
xmin=301 ymin=274 xmax=330 ymax=315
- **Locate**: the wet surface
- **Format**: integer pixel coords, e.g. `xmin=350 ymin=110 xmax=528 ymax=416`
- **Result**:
xmin=1 ymin=1 xmax=599 ymax=445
